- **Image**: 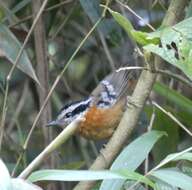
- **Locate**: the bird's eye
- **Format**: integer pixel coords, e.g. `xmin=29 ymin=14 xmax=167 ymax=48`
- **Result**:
xmin=65 ymin=112 xmax=72 ymax=118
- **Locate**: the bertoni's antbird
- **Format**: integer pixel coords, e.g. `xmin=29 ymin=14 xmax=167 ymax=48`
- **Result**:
xmin=47 ymin=70 xmax=136 ymax=140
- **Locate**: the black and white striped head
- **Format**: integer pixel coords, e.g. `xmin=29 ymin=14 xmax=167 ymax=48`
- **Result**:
xmin=47 ymin=97 xmax=92 ymax=127
xmin=47 ymin=79 xmax=117 ymax=127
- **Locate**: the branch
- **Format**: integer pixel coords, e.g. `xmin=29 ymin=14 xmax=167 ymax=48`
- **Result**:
xmin=32 ymin=0 xmax=52 ymax=146
xmin=18 ymin=117 xmax=83 ymax=179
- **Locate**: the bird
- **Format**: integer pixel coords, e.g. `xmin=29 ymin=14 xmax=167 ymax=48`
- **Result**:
xmin=47 ymin=70 xmax=137 ymax=140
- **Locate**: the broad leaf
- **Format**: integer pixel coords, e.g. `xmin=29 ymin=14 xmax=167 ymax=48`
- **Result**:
xmin=99 ymin=130 xmax=165 ymax=190
xmin=28 ymin=169 xmax=154 ymax=188
xmin=144 ymin=17 xmax=192 ymax=80
xmin=151 ymin=168 xmax=192 ymax=190
xmin=0 ymin=24 xmax=39 ymax=84
xmin=28 ymin=170 xmax=125 ymax=182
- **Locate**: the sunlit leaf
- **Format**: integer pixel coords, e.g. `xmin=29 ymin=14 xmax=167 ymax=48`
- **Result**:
xmin=106 ymin=7 xmax=159 ymax=45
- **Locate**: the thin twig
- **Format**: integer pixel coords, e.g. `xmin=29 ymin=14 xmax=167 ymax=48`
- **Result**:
xmin=98 ymin=31 xmax=116 ymax=70
xmin=157 ymin=69 xmax=192 ymax=88
xmin=12 ymin=151 xmax=25 ymax=177
xmin=9 ymin=0 xmax=73 ymax=28
xmin=152 ymin=101 xmax=192 ymax=136
xmin=150 ymin=146 xmax=192 ymax=173
xmin=144 ymin=106 xmax=156 ymax=177
xmin=147 ymin=105 xmax=156 ymax=132
xmin=116 ymin=0 xmax=155 ymax=31
xmin=117 ymin=66 xmax=192 ymax=88
xmin=51 ymin=1 xmax=77 ymax=41
xmin=45 ymin=0 xmax=73 ymax=12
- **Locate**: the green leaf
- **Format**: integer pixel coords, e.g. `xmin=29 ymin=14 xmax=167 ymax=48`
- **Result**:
xmin=0 ymin=24 xmax=40 ymax=84
xmin=0 ymin=159 xmax=12 ymax=190
xmin=28 ymin=169 xmax=154 ymax=188
xmin=107 ymin=8 xmax=133 ymax=37
xmin=99 ymin=130 xmax=166 ymax=190
xmin=151 ymin=169 xmax=192 ymax=190
xmin=144 ymin=17 xmax=192 ymax=80
xmin=132 ymin=30 xmax=160 ymax=45
xmin=161 ymin=151 xmax=192 ymax=164
xmin=28 ymin=170 xmax=124 ymax=182
xmin=106 ymin=7 xmax=159 ymax=45
xmin=0 ymin=6 xmax=4 ymax=21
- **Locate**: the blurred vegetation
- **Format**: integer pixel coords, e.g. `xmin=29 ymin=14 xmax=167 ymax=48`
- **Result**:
xmin=0 ymin=0 xmax=192 ymax=190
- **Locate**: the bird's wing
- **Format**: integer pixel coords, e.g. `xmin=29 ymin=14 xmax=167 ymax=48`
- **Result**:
xmin=91 ymin=70 xmax=136 ymax=107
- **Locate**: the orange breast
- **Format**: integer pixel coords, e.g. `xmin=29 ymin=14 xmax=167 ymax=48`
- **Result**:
xmin=78 ymin=100 xmax=125 ymax=140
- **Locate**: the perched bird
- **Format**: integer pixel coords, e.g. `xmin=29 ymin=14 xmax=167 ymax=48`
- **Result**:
xmin=47 ymin=70 xmax=136 ymax=140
